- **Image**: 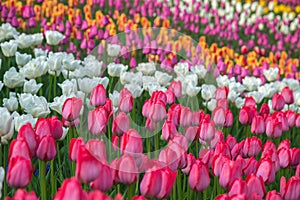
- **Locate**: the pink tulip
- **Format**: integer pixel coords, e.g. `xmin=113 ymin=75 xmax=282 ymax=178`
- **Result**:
xmin=219 ymin=160 xmax=243 ymax=189
xmin=9 ymin=138 xmax=31 ymax=162
xmin=35 ymin=118 xmax=51 ymax=138
xmin=87 ymin=190 xmax=111 ymax=200
xmin=228 ymin=178 xmax=248 ymax=197
xmin=239 ymin=106 xmax=256 ymax=125
xmin=112 ymin=112 xmax=130 ymax=136
xmin=266 ymin=117 xmax=282 ymax=138
xmin=246 ymin=174 xmax=266 ymax=199
xmin=168 ymin=81 xmax=182 ymax=98
xmin=281 ymin=87 xmax=294 ymax=105
xmin=85 ymin=139 xmax=107 ymax=162
xmin=90 ymin=163 xmax=113 ymax=192
xmin=36 ymin=135 xmax=57 ymax=161
xmin=242 ymin=137 xmax=262 ymax=157
xmin=69 ymin=137 xmax=85 ymax=162
xmin=48 ymin=116 xmax=63 ymax=139
xmin=212 ymin=154 xmax=230 ymax=177
xmin=17 ymin=123 xmax=37 ymax=157
xmin=251 ymin=115 xmax=265 ymax=135
xmin=256 ymin=157 xmax=276 ymax=184
xmin=148 ymin=100 xmax=167 ymax=122
xmin=118 ymin=88 xmax=134 ymax=113
xmin=277 ymin=147 xmax=291 ymax=168
xmin=266 ymin=190 xmax=282 ymax=200
xmin=280 ymin=176 xmax=300 ymax=200
xmin=140 ymin=166 xmax=163 ymax=198
xmin=156 ymin=166 xmax=177 ymax=199
xmin=5 ymin=189 xmax=38 ymax=200
xmin=188 ymin=160 xmax=210 ymax=192
xmin=242 ymin=157 xmax=258 ymax=177
xmin=7 ymin=156 xmax=32 ymax=188
xmin=215 ymin=86 xmax=229 ymax=100
xmin=88 ymin=107 xmax=108 ymax=136
xmin=118 ymin=154 xmax=139 ymax=184
xmin=272 ymin=94 xmax=285 ymax=111
xmin=53 ymin=178 xmax=86 ymax=200
xmin=120 ymin=129 xmax=143 ymax=156
xmin=199 ymin=116 xmax=215 ymax=142
xmin=90 ymin=84 xmax=107 ymax=107
xmin=289 ymin=148 xmax=300 ymax=167
xmin=162 ymin=120 xmax=178 ymax=141
xmin=62 ymin=97 xmax=82 ymax=122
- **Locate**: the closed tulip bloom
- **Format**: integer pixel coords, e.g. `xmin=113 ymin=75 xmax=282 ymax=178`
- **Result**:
xmin=272 ymin=94 xmax=285 ymax=111
xmin=226 ymin=134 xmax=237 ymax=150
xmin=156 ymin=167 xmax=177 ymax=199
xmin=90 ymin=84 xmax=107 ymax=107
xmin=274 ymin=112 xmax=289 ymax=132
xmin=120 ymin=129 xmax=143 ymax=156
xmin=212 ymin=106 xmax=226 ymax=127
xmin=228 ymin=178 xmax=248 ymax=197
xmin=259 ymin=103 xmax=270 ymax=118
xmin=242 ymin=157 xmax=258 ymax=177
xmin=214 ymin=142 xmax=231 ymax=158
xmin=266 ymin=190 xmax=282 ymax=200
xmin=246 ymin=174 xmax=266 ymax=199
xmin=199 ymin=117 xmax=215 ymax=142
xmin=215 ymin=86 xmax=229 ymax=100
xmin=251 ymin=115 xmax=265 ymax=135
xmin=167 ymin=104 xmax=181 ymax=126
xmin=212 ymin=154 xmax=230 ymax=177
xmin=6 ymin=189 xmax=38 ymax=200
xmin=277 ymin=147 xmax=291 ymax=168
xmin=76 ymin=146 xmax=101 ymax=183
xmin=48 ymin=116 xmax=63 ymax=139
xmin=239 ymin=106 xmax=256 ymax=125
xmin=9 ymin=138 xmax=31 ymax=162
xmin=188 ymin=160 xmax=210 ymax=192
xmin=17 ymin=123 xmax=37 ymax=157
xmin=68 ymin=137 xmax=85 ymax=162
xmin=87 ymin=191 xmax=111 ymax=200
xmin=36 ymin=135 xmax=57 ymax=161
xmin=62 ymin=97 xmax=82 ymax=121
xmin=242 ymin=137 xmax=262 ymax=157
xmin=169 ymin=81 xmax=182 ymax=98
xmin=162 ymin=120 xmax=178 ymax=141
xmin=296 ymin=114 xmax=300 ymax=128
xmin=148 ymin=100 xmax=167 ymax=122
xmin=182 ymin=153 xmax=196 ymax=174
xmin=285 ymin=110 xmax=296 ymax=128
xmin=296 ymin=164 xmax=300 ymax=178
xmin=289 ymin=148 xmax=300 ymax=167
xmin=266 ymin=117 xmax=282 ymax=138
xmin=219 ymin=160 xmax=243 ymax=189
xmin=281 ymin=87 xmax=294 ymax=104
xmin=112 ymin=112 xmax=130 ymax=136
xmin=90 ymin=163 xmax=113 ymax=192
xmin=256 ymin=157 xmax=276 ymax=184
xmin=185 ymin=126 xmax=199 ymax=142
xmin=118 ymin=88 xmax=134 ymax=113
xmin=53 ymin=178 xmax=86 ymax=200
xmin=118 ymin=154 xmax=139 ymax=184
xmin=88 ymin=107 xmax=107 ymax=136
xmin=280 ymin=176 xmax=300 ymax=200
xmin=7 ymin=156 xmax=32 ymax=188
xmin=140 ymin=166 xmax=163 ymax=198
xmin=86 ymin=139 xmax=107 ymax=162
xmin=179 ymin=106 xmax=192 ymax=127
xmin=35 ymin=118 xmax=51 ymax=138
xmin=244 ymin=96 xmax=257 ymax=107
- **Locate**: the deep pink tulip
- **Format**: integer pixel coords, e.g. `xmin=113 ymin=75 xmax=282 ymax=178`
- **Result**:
xmin=162 ymin=120 xmax=178 ymax=141
xmin=120 ymin=129 xmax=143 ymax=156
xmin=118 ymin=154 xmax=139 ymax=184
xmin=69 ymin=137 xmax=85 ymax=162
xmin=85 ymin=139 xmax=107 ymax=162
xmin=228 ymin=178 xmax=248 ymax=197
xmin=214 ymin=142 xmax=231 ymax=158
xmin=118 ymin=88 xmax=134 ymax=113
xmin=259 ymin=103 xmax=270 ymax=118
xmin=277 ymin=147 xmax=291 ymax=168
xmin=242 ymin=137 xmax=262 ymax=157
xmin=192 ymin=110 xmax=205 ymax=126
xmin=7 ymin=156 xmax=32 ymax=188
xmin=112 ymin=112 xmax=130 ymax=136
xmin=219 ymin=160 xmax=243 ymax=189
xmin=88 ymin=107 xmax=108 ymax=136
xmin=239 ymin=106 xmax=256 ymax=125
xmin=226 ymin=134 xmax=237 ymax=150
xmin=280 ymin=176 xmax=300 ymax=200
xmin=242 ymin=156 xmax=258 ymax=177
xmin=289 ymin=148 xmax=300 ymax=167
xmin=212 ymin=154 xmax=230 ymax=177
xmin=90 ymin=163 xmax=113 ymax=192
xmin=90 ymin=84 xmax=107 ymax=107
xmin=179 ymin=106 xmax=192 ymax=127
xmin=182 ymin=153 xmax=196 ymax=174
xmin=48 ymin=116 xmax=63 ymax=139
xmin=199 ymin=116 xmax=215 ymax=142
xmin=76 ymin=146 xmax=101 ymax=183
xmin=87 ymin=190 xmax=111 ymax=200
xmin=285 ymin=110 xmax=296 ymax=128
xmin=266 ymin=190 xmax=282 ymax=200
xmin=256 ymin=157 xmax=276 ymax=184
xmin=5 ymin=189 xmax=38 ymax=200
xmin=251 ymin=115 xmax=265 ymax=135
xmin=62 ymin=97 xmax=82 ymax=122
xmin=53 ymin=178 xmax=86 ymax=200
xmin=132 ymin=196 xmax=147 ymax=200
xmin=140 ymin=165 xmax=163 ymax=198
xmin=246 ymin=174 xmax=266 ymax=199
xmin=17 ymin=123 xmax=37 ymax=157
xmin=9 ymin=138 xmax=31 ymax=162
xmin=212 ymin=106 xmax=226 ymax=127
xmin=165 ymin=89 xmax=175 ymax=104
xmin=296 ymin=164 xmax=300 ymax=178
xmin=148 ymin=100 xmax=167 ymax=122
xmin=167 ymin=104 xmax=181 ymax=126
xmin=35 ymin=118 xmax=51 ymax=138
xmin=266 ymin=117 xmax=282 ymax=138
xmin=156 ymin=166 xmax=177 ymax=199
xmin=244 ymin=96 xmax=257 ymax=107
xmin=36 ymin=135 xmax=57 ymax=161
xmin=272 ymin=94 xmax=285 ymax=111
xmin=281 ymin=87 xmax=294 ymax=104
xmin=188 ymin=160 xmax=210 ymax=192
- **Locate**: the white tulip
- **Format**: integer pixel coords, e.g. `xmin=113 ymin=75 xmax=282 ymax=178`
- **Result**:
xmin=235 ymin=97 xmax=245 ymax=109
xmin=31 ymin=33 xmax=44 ymax=46
xmin=58 ymin=127 xmax=69 ymax=141
xmin=155 ymin=71 xmax=173 ymax=86
xmin=107 ymin=62 xmax=128 ymax=77
xmin=242 ymin=76 xmax=262 ymax=91
xmin=23 ymin=79 xmax=43 ymax=94
xmin=45 ymin=30 xmax=65 ymax=46
xmin=120 ymin=71 xmax=143 ymax=86
xmin=247 ymin=91 xmax=265 ymax=104
xmin=20 ymin=57 xmax=48 ymax=79
xmin=216 ymin=75 xmax=230 ymax=87
xmin=82 ymin=55 xmax=103 ymax=78
xmin=0 ymin=23 xmax=19 ymax=42
xmin=282 ymin=78 xmax=299 ymax=91
xmin=0 ymin=81 xmax=3 ymax=91
xmin=124 ymin=84 xmax=143 ymax=98
xmin=1 ymin=40 xmax=18 ymax=57
xmin=3 ymin=67 xmax=25 ymax=88
xmin=14 ymin=113 xmax=37 ymax=132
xmin=258 ymin=84 xmax=277 ymax=98
xmin=15 ymin=52 xmax=32 ymax=67
xmin=0 ymin=167 xmax=4 ymax=198
xmin=148 ymin=85 xmax=167 ymax=96
xmin=58 ymin=79 xmax=78 ymax=96
xmin=228 ymin=90 xmax=240 ymax=103
xmin=34 ymin=48 xmax=48 ymax=58
xmin=174 ymin=62 xmax=189 ymax=77
xmin=186 ymin=82 xmax=201 ymax=97
xmin=201 ymin=84 xmax=216 ymax=101
xmin=63 ymin=59 xmax=81 ymax=72
xmin=3 ymin=93 xmax=18 ymax=112
xmin=18 ymin=93 xmax=50 ymax=118
xmin=229 ymin=81 xmax=245 ymax=93
xmin=137 ymin=62 xmax=156 ymax=75
xmin=49 ymin=95 xmax=69 ymax=114
xmin=15 ymin=33 xmax=34 ymax=49
xmin=78 ymin=77 xmax=109 ymax=94
xmin=0 ymin=107 xmax=14 ymax=137
xmin=207 ymin=99 xmax=217 ymax=112
xmin=107 ymin=44 xmax=121 ymax=57
xmin=190 ymin=65 xmax=207 ymax=79
xmin=109 ymin=91 xmax=120 ymax=108
xmin=142 ymin=76 xmax=159 ymax=91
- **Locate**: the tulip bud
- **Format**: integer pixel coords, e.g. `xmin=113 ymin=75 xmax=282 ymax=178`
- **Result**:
xmin=90 ymin=84 xmax=107 ymax=107
xmin=219 ymin=160 xmax=242 ymax=189
xmin=188 ymin=160 xmax=210 ymax=192
xmin=62 ymin=97 xmax=82 ymax=122
xmin=36 ymin=135 xmax=57 ymax=161
xmin=90 ymin=163 xmax=113 ymax=192
xmin=272 ymin=94 xmax=285 ymax=111
xmin=280 ymin=176 xmax=300 ymax=200
xmin=69 ymin=137 xmax=85 ymax=162
xmin=266 ymin=190 xmax=282 ymax=200
xmin=88 ymin=107 xmax=107 ymax=136
xmin=53 ymin=178 xmax=86 ymax=200
xmin=17 ymin=123 xmax=37 ymax=157
xmin=7 ymin=156 xmax=32 ymax=188
xmin=251 ymin=115 xmax=265 ymax=135
xmin=118 ymin=88 xmax=134 ymax=113
xmin=281 ymin=87 xmax=294 ymax=105
xmin=120 ymin=129 xmax=143 ymax=156
xmin=118 ymin=154 xmax=139 ymax=184
xmin=228 ymin=178 xmax=248 ymax=197
xmin=6 ymin=189 xmax=38 ymax=200
xmin=162 ymin=120 xmax=178 ymax=141
xmin=9 ymin=138 xmax=31 ymax=162
xmin=246 ymin=174 xmax=266 ymax=199
xmin=112 ymin=112 xmax=130 ymax=136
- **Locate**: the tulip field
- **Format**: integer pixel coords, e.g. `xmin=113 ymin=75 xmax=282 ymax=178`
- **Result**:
xmin=1 ymin=0 xmax=300 ymax=199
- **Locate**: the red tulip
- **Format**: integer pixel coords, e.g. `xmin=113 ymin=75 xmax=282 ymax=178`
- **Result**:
xmin=36 ymin=135 xmax=57 ymax=161
xmin=90 ymin=163 xmax=113 ymax=192
xmin=118 ymin=88 xmax=134 ymax=113
xmin=62 ymin=97 xmax=82 ymax=121
xmin=5 ymin=189 xmax=38 ymax=200
xmin=280 ymin=176 xmax=300 ymax=200
xmin=281 ymin=87 xmax=294 ymax=104
xmin=251 ymin=115 xmax=265 ymax=135
xmin=272 ymin=94 xmax=285 ymax=111
xmin=162 ymin=120 xmax=178 ymax=141
xmin=53 ymin=178 xmax=86 ymax=200
xmin=120 ymin=129 xmax=143 ymax=156
xmin=112 ymin=112 xmax=130 ymax=136
xmin=69 ymin=137 xmax=85 ymax=162
xmin=17 ymin=123 xmax=38 ymax=156
xmin=219 ymin=160 xmax=243 ymax=189
xmin=118 ymin=154 xmax=139 ymax=184
xmin=188 ymin=160 xmax=210 ymax=192
xmin=48 ymin=116 xmax=63 ymax=139
xmin=90 ymin=84 xmax=107 ymax=107
xmin=88 ymin=107 xmax=107 ymax=136
xmin=7 ymin=156 xmax=32 ymax=188
xmin=256 ymin=157 xmax=276 ymax=184
xmin=76 ymin=146 xmax=101 ymax=183
xmin=228 ymin=178 xmax=248 ymax=197
xmin=9 ymin=138 xmax=31 ymax=162
xmin=266 ymin=190 xmax=282 ymax=200
xmin=85 ymin=139 xmax=107 ymax=162
xmin=132 ymin=196 xmax=147 ymax=200
xmin=246 ymin=174 xmax=266 ymax=199
xmin=241 ymin=45 xmax=248 ymax=54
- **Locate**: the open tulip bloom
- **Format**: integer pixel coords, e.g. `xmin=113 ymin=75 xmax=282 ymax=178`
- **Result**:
xmin=1 ymin=0 xmax=300 ymax=199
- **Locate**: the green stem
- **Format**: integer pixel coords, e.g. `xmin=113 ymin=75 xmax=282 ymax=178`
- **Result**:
xmin=127 ymin=183 xmax=134 ymax=200
xmin=177 ymin=170 xmax=183 ymax=199
xmin=146 ymin=130 xmax=151 ymax=158
xmin=48 ymin=75 xmax=53 ymax=102
xmin=56 ymin=143 xmax=63 ymax=180
xmin=53 ymin=74 xmax=57 ymax=98
xmin=50 ymin=160 xmax=57 ymax=197
xmin=3 ymin=144 xmax=8 ymax=198
xmin=203 ymin=189 xmax=207 ymax=200
xmin=39 ymin=160 xmax=47 ymax=200
xmin=154 ymin=131 xmax=159 ymax=158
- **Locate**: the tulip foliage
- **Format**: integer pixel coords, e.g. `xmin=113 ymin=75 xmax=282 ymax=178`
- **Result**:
xmin=1 ymin=0 xmax=300 ymax=199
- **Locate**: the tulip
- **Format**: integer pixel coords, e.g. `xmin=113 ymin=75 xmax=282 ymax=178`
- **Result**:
xmin=87 ymin=191 xmax=111 ymax=200
xmin=251 ymin=115 xmax=265 ymax=135
xmin=112 ymin=112 xmax=130 ymax=136
xmin=118 ymin=154 xmax=139 ymax=184
xmin=185 ymin=126 xmax=199 ymax=142
xmin=212 ymin=154 xmax=230 ymax=177
xmin=277 ymin=147 xmax=291 ymax=168
xmin=45 ymin=30 xmax=65 ymax=46
xmin=162 ymin=120 xmax=178 ymax=141
xmin=212 ymin=106 xmax=226 ymax=127
xmin=169 ymin=81 xmax=182 ymax=98
xmin=62 ymin=97 xmax=82 ymax=122
xmin=118 ymin=88 xmax=134 ymax=113
xmin=17 ymin=123 xmax=38 ymax=157
xmin=242 ymin=137 xmax=262 ymax=157
xmin=140 ymin=166 xmax=163 ymax=198
xmin=69 ymin=137 xmax=85 ymax=162
xmin=7 ymin=156 xmax=32 ymax=188
xmin=259 ymin=103 xmax=270 ymax=118
xmin=239 ymin=106 xmax=256 ymax=125
xmin=85 ymin=139 xmax=107 ymax=162
xmin=179 ymin=106 xmax=192 ymax=127
xmin=266 ymin=117 xmax=283 ymax=138
xmin=188 ymin=160 xmax=210 ymax=192
xmin=76 ymin=146 xmax=101 ymax=183
xmin=215 ymin=86 xmax=229 ymax=100
xmin=280 ymin=176 xmax=300 ymax=200
xmin=5 ymin=189 xmax=38 ymax=200
xmin=289 ymin=148 xmax=300 ymax=167
xmin=156 ymin=166 xmax=177 ymax=199
xmin=256 ymin=157 xmax=276 ymax=184
xmin=90 ymin=84 xmax=107 ymax=107
xmin=199 ymin=116 xmax=215 ymax=142
xmin=90 ymin=163 xmax=113 ymax=192
xmin=148 ymin=100 xmax=167 ymax=122
xmin=9 ymin=138 xmax=32 ymax=162
xmin=228 ymin=178 xmax=248 ymax=197
xmin=266 ymin=190 xmax=282 ymax=200
xmin=272 ymin=94 xmax=285 ymax=111
xmin=36 ymin=135 xmax=57 ymax=161
xmin=48 ymin=116 xmax=63 ymax=140
xmin=88 ymin=107 xmax=108 ymax=136
xmin=219 ymin=160 xmax=243 ymax=189
xmin=244 ymin=96 xmax=257 ymax=107
xmin=246 ymin=174 xmax=266 ymax=199
xmin=120 ymin=129 xmax=143 ymax=156
xmin=281 ymin=87 xmax=294 ymax=104
xmin=53 ymin=178 xmax=86 ymax=200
